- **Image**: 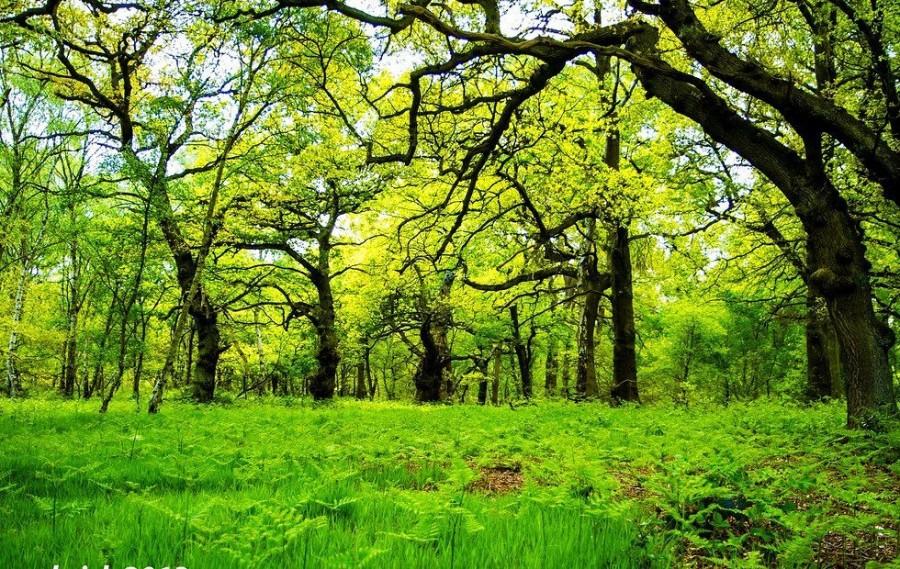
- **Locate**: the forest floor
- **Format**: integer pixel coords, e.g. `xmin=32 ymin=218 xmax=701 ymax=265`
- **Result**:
xmin=0 ymin=399 xmax=897 ymax=568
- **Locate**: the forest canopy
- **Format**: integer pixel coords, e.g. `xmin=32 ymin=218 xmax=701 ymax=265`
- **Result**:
xmin=0 ymin=0 xmax=898 ymax=428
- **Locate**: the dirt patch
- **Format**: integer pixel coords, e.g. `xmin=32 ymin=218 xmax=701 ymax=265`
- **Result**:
xmin=612 ymin=465 xmax=656 ymax=501
xmin=814 ymin=527 xmax=898 ymax=568
xmin=468 ymin=464 xmax=523 ymax=495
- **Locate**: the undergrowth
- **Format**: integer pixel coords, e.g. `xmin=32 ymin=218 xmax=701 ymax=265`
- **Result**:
xmin=0 ymin=399 xmax=896 ymax=568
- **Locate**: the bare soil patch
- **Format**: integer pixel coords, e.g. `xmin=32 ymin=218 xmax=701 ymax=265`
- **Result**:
xmin=468 ymin=463 xmax=524 ymax=495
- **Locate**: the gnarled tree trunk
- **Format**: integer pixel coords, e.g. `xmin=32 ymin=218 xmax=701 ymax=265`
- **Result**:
xmin=413 ymin=314 xmax=451 ymax=402
xmin=190 ymin=306 xmax=220 ymax=402
xmin=627 ymin=36 xmax=897 ymax=426
xmin=806 ymin=211 xmax=897 ymax=427
xmin=309 ymin=273 xmax=339 ymax=400
xmin=413 ymin=272 xmax=455 ymax=402
xmin=805 ymin=289 xmax=839 ymax=400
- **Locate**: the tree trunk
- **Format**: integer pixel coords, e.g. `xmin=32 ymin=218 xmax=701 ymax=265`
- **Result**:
xmin=413 ymin=315 xmax=451 ymax=402
xmin=509 ymin=305 xmax=533 ymax=398
xmin=491 ymin=346 xmax=501 ymax=405
xmin=609 ymin=224 xmax=640 ymax=403
xmin=365 ymin=347 xmax=376 ymax=400
xmin=806 ymin=219 xmax=897 ymax=427
xmin=338 ymin=364 xmax=348 ymax=397
xmin=184 ymin=322 xmax=195 ymax=391
xmin=190 ymin=307 xmax=220 ymax=403
xmin=414 ymin=272 xmax=454 ymax=402
xmin=355 ymin=361 xmax=367 ymax=400
xmin=100 ymin=311 xmax=133 ymax=413
xmin=61 ymin=316 xmax=78 ymax=398
xmin=5 ymin=263 xmax=28 ymax=397
xmin=805 ymin=289 xmax=835 ymax=400
xmin=61 ymin=213 xmax=85 ymax=398
xmin=628 ymin=38 xmax=897 ymax=427
xmin=309 ymin=278 xmax=339 ymax=400
xmin=133 ymin=315 xmax=148 ymax=400
xmin=87 ymin=299 xmax=117 ymax=400
xmin=576 ymin=269 xmax=602 ymax=399
xmin=474 ymin=354 xmax=489 ymax=405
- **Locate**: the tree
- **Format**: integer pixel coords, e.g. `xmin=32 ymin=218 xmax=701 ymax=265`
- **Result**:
xmin=0 ymin=68 xmax=61 ymax=397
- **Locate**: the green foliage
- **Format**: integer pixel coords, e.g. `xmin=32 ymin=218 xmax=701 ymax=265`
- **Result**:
xmin=1 ymin=399 xmax=897 ymax=567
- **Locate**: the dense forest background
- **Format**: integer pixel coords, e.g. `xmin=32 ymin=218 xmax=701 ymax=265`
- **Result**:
xmin=0 ymin=0 xmax=897 ymax=427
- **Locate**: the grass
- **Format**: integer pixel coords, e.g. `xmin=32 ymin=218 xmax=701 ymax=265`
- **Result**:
xmin=0 ymin=399 xmax=897 ymax=568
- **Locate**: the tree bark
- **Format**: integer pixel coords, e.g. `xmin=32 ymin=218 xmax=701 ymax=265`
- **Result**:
xmin=509 ymin=304 xmax=533 ymax=398
xmin=309 ymin=275 xmax=339 ymax=400
xmin=61 ymin=275 xmax=82 ymax=398
xmin=355 ymin=360 xmax=367 ymax=400
xmin=61 ymin=314 xmax=78 ymax=398
xmin=5 ymin=262 xmax=28 ymax=397
xmin=413 ymin=314 xmax=451 ymax=402
xmin=413 ymin=272 xmax=454 ymax=402
xmin=477 ymin=353 xmax=489 ymax=405
xmin=561 ymin=351 xmax=572 ymax=399
xmin=807 ymin=215 xmax=897 ymax=426
xmin=491 ymin=346 xmax=501 ymax=405
xmin=187 ymin=306 xmax=220 ymax=402
xmin=609 ymin=224 xmax=639 ymax=403
xmin=805 ymin=289 xmax=837 ymax=400
xmin=576 ymin=263 xmax=604 ymax=399
xmin=183 ymin=322 xmax=195 ymax=391
xmin=132 ymin=313 xmax=148 ymax=400
xmin=87 ymin=297 xmax=117 ymax=400
xmin=365 ymin=346 xmax=377 ymax=400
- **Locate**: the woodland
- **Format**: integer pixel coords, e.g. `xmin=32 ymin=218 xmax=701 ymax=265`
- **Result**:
xmin=0 ymin=0 xmax=899 ymax=567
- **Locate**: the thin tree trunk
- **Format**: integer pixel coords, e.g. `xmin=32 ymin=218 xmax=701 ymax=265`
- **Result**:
xmin=561 ymin=351 xmax=572 ymax=399
xmin=184 ymin=322 xmax=195 ymax=391
xmin=61 ymin=208 xmax=86 ymax=398
xmin=5 ymin=262 xmax=28 ymax=397
xmin=491 ymin=346 xmax=501 ymax=405
xmin=253 ymin=308 xmax=268 ymax=393
xmin=365 ymin=346 xmax=376 ymax=400
xmin=61 ymin=309 xmax=78 ymax=397
xmin=87 ymin=295 xmax=117 ymax=400
xmin=576 ymin=268 xmax=601 ymax=399
xmin=132 ymin=315 xmax=148 ymax=401
xmin=5 ymin=202 xmax=48 ymax=398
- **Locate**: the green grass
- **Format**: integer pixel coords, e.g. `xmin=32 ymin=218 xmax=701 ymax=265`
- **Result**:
xmin=0 ymin=399 xmax=897 ymax=568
